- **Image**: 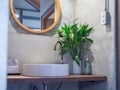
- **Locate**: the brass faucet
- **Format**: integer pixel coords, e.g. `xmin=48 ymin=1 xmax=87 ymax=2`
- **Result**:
xmin=54 ymin=41 xmax=64 ymax=64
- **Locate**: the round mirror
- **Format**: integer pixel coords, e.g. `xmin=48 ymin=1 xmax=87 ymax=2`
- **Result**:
xmin=10 ymin=0 xmax=61 ymax=33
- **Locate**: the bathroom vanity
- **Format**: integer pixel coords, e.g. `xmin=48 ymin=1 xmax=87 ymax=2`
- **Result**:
xmin=8 ymin=75 xmax=107 ymax=83
xmin=8 ymin=75 xmax=107 ymax=90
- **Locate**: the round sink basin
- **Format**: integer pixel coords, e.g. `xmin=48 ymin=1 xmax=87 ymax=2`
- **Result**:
xmin=23 ymin=64 xmax=69 ymax=76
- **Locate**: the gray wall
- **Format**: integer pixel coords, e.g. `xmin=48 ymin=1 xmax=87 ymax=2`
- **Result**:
xmin=8 ymin=0 xmax=116 ymax=90
xmin=75 ymin=0 xmax=116 ymax=90
xmin=8 ymin=0 xmax=75 ymax=73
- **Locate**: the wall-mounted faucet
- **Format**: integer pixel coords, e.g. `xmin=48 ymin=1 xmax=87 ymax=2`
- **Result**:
xmin=54 ymin=41 xmax=64 ymax=64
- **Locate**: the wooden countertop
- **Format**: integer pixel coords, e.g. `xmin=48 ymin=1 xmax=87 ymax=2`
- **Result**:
xmin=8 ymin=75 xmax=107 ymax=83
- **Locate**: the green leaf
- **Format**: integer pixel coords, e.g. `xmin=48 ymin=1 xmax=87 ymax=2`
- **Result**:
xmin=84 ymin=27 xmax=93 ymax=36
xmin=53 ymin=19 xmax=94 ymax=65
xmin=86 ymin=38 xmax=94 ymax=43
xmin=79 ymin=24 xmax=88 ymax=36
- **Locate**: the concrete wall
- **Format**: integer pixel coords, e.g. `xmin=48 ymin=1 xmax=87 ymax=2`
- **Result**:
xmin=8 ymin=0 xmax=116 ymax=90
xmin=8 ymin=0 xmax=78 ymax=90
xmin=8 ymin=0 xmax=75 ymax=73
xmin=75 ymin=0 xmax=116 ymax=90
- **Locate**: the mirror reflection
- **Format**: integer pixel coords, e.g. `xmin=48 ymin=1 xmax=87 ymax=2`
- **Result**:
xmin=13 ymin=0 xmax=55 ymax=30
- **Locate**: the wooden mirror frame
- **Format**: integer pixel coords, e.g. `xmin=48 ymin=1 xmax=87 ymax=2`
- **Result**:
xmin=10 ymin=0 xmax=61 ymax=34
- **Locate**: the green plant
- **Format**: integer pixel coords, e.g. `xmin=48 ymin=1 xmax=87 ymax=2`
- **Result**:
xmin=55 ymin=20 xmax=93 ymax=65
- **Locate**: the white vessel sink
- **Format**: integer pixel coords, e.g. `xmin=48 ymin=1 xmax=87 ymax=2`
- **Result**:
xmin=23 ymin=64 xmax=69 ymax=76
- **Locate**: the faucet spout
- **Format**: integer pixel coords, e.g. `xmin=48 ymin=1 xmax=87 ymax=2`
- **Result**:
xmin=54 ymin=41 xmax=64 ymax=64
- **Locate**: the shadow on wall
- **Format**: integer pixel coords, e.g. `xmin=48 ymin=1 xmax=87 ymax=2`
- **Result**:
xmin=106 ymin=13 xmax=111 ymax=32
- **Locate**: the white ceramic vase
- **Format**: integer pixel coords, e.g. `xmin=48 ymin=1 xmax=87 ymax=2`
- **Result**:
xmin=73 ymin=61 xmax=81 ymax=74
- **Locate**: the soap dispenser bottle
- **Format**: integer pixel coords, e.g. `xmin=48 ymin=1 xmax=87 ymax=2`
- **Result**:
xmin=84 ymin=55 xmax=92 ymax=75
